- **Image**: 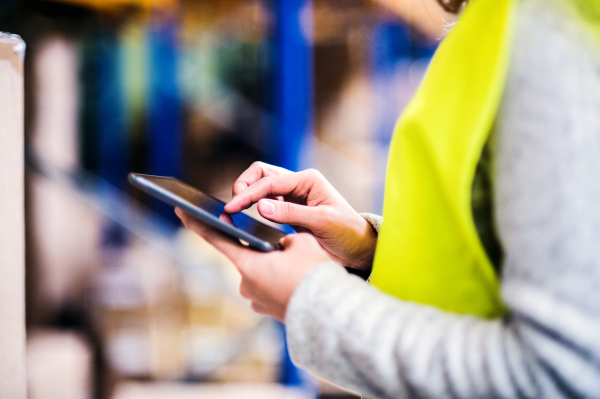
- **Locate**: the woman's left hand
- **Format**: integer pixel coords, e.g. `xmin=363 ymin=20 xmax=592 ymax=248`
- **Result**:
xmin=175 ymin=208 xmax=331 ymax=322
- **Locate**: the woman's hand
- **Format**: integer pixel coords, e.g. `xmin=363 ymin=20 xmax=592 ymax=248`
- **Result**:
xmin=175 ymin=208 xmax=330 ymax=322
xmin=224 ymin=162 xmax=377 ymax=271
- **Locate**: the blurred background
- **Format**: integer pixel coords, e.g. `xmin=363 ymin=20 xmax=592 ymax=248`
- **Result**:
xmin=0 ymin=0 xmax=450 ymax=398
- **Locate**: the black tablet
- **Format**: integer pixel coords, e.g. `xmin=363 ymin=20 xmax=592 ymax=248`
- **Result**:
xmin=128 ymin=173 xmax=288 ymax=252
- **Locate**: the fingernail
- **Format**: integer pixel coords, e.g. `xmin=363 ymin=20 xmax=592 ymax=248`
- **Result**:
xmin=259 ymin=200 xmax=275 ymax=217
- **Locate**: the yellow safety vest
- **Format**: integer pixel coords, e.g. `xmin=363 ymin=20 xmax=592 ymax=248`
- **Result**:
xmin=370 ymin=0 xmax=517 ymax=317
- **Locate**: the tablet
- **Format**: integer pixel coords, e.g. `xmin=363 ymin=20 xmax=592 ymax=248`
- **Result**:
xmin=128 ymin=173 xmax=288 ymax=252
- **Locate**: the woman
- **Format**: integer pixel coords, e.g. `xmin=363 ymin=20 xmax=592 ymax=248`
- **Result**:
xmin=177 ymin=0 xmax=600 ymax=396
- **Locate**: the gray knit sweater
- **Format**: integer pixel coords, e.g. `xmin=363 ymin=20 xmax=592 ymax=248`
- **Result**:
xmin=284 ymin=0 xmax=600 ymax=397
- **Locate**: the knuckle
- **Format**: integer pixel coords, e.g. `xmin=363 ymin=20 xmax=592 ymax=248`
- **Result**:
xmin=320 ymin=206 xmax=336 ymax=226
xmin=290 ymin=232 xmax=310 ymax=246
xmin=239 ymin=282 xmax=251 ymax=299
xmin=298 ymin=232 xmax=312 ymax=242
xmin=233 ymin=180 xmax=247 ymax=192
xmin=305 ymin=168 xmax=323 ymax=181
xmin=302 ymin=233 xmax=319 ymax=248
xmin=282 ymin=202 xmax=296 ymax=219
xmin=264 ymin=176 xmax=277 ymax=193
xmin=251 ymin=302 xmax=265 ymax=314
xmin=253 ymin=161 xmax=269 ymax=176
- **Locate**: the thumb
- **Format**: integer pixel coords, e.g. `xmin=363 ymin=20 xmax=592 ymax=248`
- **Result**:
xmin=257 ymin=199 xmax=321 ymax=230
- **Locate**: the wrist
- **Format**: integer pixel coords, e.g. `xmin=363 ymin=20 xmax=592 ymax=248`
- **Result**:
xmin=345 ymin=215 xmax=378 ymax=271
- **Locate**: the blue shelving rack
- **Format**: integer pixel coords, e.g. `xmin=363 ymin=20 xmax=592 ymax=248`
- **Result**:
xmin=264 ymin=0 xmax=317 ymax=394
xmin=147 ymin=17 xmax=183 ymax=223
xmin=264 ymin=0 xmax=314 ymax=172
xmin=371 ymin=22 xmax=437 ymax=213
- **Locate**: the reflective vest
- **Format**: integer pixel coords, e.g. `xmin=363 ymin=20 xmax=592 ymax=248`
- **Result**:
xmin=370 ymin=0 xmax=517 ymax=317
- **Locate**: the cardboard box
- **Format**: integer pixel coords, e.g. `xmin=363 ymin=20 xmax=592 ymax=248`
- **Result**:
xmin=0 ymin=32 xmax=27 ymax=399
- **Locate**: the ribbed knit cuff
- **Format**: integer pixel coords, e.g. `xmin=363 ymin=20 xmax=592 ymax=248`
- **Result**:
xmin=359 ymin=213 xmax=383 ymax=234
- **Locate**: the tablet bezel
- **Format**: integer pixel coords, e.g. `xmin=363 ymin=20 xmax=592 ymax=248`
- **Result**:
xmin=128 ymin=173 xmax=286 ymax=252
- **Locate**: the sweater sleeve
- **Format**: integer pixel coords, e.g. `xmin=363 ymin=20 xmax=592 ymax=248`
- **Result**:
xmin=285 ymin=264 xmax=600 ymax=398
xmin=285 ymin=0 xmax=600 ymax=397
xmin=360 ymin=213 xmax=383 ymax=234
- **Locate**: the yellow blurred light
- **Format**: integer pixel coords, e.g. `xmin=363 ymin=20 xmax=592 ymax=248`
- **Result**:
xmin=43 ymin=0 xmax=178 ymax=12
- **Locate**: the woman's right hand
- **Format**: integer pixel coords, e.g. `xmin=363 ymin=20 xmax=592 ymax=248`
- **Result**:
xmin=224 ymin=162 xmax=377 ymax=271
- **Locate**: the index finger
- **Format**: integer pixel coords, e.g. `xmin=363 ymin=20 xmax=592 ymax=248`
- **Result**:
xmin=232 ymin=162 xmax=290 ymax=197
xmin=225 ymin=172 xmax=308 ymax=214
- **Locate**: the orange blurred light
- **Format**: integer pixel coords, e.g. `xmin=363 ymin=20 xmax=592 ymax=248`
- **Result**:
xmin=42 ymin=0 xmax=179 ymax=12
